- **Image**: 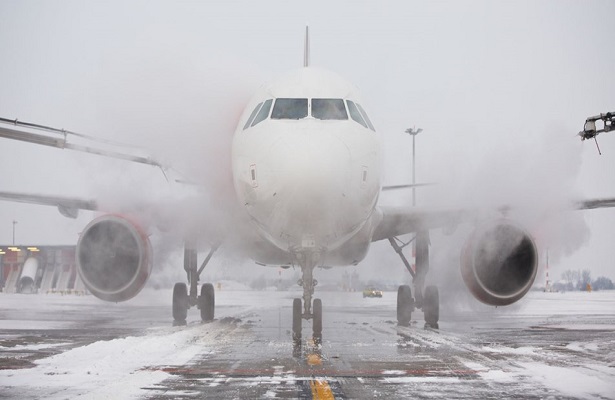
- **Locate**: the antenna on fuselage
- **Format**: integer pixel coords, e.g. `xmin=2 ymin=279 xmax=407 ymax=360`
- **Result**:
xmin=304 ymin=25 xmax=310 ymax=67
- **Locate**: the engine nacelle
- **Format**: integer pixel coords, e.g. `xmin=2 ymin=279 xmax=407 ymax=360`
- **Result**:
xmin=76 ymin=215 xmax=152 ymax=302
xmin=461 ymin=221 xmax=538 ymax=306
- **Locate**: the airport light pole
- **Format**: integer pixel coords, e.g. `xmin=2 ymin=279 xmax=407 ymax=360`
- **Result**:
xmin=405 ymin=127 xmax=423 ymax=206
xmin=12 ymin=220 xmax=17 ymax=245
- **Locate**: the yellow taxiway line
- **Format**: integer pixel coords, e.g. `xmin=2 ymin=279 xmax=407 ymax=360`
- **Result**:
xmin=310 ymin=379 xmax=335 ymax=400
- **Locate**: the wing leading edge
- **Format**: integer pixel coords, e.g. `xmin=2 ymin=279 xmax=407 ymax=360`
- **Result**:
xmin=371 ymin=206 xmax=475 ymax=242
xmin=0 ymin=191 xmax=98 ymax=219
xmin=372 ymin=197 xmax=615 ymax=242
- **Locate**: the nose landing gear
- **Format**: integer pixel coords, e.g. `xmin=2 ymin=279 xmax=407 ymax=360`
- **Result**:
xmin=292 ymin=297 xmax=323 ymax=341
xmin=292 ymin=260 xmax=323 ymax=341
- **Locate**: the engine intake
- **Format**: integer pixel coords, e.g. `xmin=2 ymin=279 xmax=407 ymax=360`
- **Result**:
xmin=77 ymin=215 xmax=152 ymax=302
xmin=461 ymin=221 xmax=538 ymax=306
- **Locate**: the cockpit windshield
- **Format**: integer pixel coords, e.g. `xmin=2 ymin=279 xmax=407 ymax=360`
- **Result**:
xmin=243 ymin=102 xmax=263 ymax=130
xmin=242 ymin=97 xmax=375 ymax=131
xmin=271 ymin=98 xmax=308 ymax=120
xmin=311 ymin=99 xmax=348 ymax=120
xmin=346 ymin=100 xmax=376 ymax=131
xmin=356 ymin=103 xmax=375 ymax=131
xmin=251 ymin=99 xmax=272 ymax=127
xmin=346 ymin=100 xmax=368 ymax=129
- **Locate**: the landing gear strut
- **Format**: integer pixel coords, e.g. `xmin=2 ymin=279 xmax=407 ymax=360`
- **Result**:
xmin=172 ymin=243 xmax=219 ymax=324
xmin=292 ymin=256 xmax=323 ymax=341
xmin=389 ymin=231 xmax=439 ymax=329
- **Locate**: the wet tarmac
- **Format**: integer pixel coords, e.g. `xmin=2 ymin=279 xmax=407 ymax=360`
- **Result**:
xmin=1 ymin=289 xmax=614 ymax=399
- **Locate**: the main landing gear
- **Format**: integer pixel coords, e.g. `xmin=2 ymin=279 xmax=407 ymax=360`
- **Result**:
xmin=172 ymin=243 xmax=219 ymax=325
xmin=389 ymin=231 xmax=439 ymax=329
xmin=292 ymin=256 xmax=323 ymax=341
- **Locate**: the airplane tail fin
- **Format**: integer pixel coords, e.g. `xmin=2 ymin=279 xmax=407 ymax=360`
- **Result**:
xmin=303 ymin=25 xmax=310 ymax=67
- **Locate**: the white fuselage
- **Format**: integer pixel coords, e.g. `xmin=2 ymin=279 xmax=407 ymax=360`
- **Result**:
xmin=232 ymin=67 xmax=382 ymax=267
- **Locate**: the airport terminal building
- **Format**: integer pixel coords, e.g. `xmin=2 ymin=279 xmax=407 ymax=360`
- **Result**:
xmin=0 ymin=245 xmax=86 ymax=294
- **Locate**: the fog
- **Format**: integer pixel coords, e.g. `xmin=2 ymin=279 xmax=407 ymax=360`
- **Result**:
xmin=1 ymin=1 xmax=614 ymax=291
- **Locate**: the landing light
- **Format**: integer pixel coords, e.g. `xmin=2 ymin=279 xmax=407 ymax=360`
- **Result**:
xmin=8 ymin=247 xmax=21 ymax=252
xmin=27 ymin=247 xmax=40 ymax=252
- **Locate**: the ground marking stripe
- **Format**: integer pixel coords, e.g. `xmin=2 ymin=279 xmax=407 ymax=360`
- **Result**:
xmin=310 ymin=379 xmax=335 ymax=400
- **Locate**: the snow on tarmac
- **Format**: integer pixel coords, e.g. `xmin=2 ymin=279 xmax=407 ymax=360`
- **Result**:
xmin=0 ymin=289 xmax=220 ymax=399
xmin=1 ymin=289 xmax=614 ymax=399
xmin=0 ymin=324 xmax=209 ymax=399
xmin=0 ymin=288 xmax=285 ymax=398
xmin=514 ymin=362 xmax=614 ymax=400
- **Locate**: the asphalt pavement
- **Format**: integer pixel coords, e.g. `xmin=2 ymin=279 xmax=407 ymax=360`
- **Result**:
xmin=1 ymin=288 xmax=614 ymax=399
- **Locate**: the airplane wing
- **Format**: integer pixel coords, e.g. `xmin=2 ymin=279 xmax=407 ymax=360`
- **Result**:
xmin=371 ymin=206 xmax=476 ymax=242
xmin=0 ymin=117 xmax=229 ymax=235
xmin=372 ymin=197 xmax=615 ymax=242
xmin=0 ymin=188 xmax=225 ymax=239
xmin=0 ymin=191 xmax=98 ymax=219
xmin=381 ymin=183 xmax=434 ymax=191
xmin=575 ymin=198 xmax=615 ymax=210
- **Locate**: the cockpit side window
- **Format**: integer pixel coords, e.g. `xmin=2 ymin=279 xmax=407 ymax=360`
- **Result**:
xmin=271 ymin=98 xmax=308 ymax=120
xmin=251 ymin=99 xmax=273 ymax=127
xmin=346 ymin=100 xmax=368 ymax=129
xmin=356 ymin=103 xmax=376 ymax=131
xmin=243 ymin=102 xmax=263 ymax=130
xmin=311 ymin=99 xmax=348 ymax=120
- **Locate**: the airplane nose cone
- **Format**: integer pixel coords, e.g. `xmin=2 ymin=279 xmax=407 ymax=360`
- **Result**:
xmin=267 ymin=130 xmax=356 ymax=247
xmin=272 ymin=134 xmax=350 ymax=191
xmin=272 ymin=131 xmax=351 ymax=198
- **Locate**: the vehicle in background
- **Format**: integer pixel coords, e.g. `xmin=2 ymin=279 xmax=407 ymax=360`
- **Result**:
xmin=363 ymin=287 xmax=383 ymax=298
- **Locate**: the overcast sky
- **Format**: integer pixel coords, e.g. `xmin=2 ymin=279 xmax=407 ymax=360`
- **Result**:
xmin=1 ymin=1 xmax=614 ymax=283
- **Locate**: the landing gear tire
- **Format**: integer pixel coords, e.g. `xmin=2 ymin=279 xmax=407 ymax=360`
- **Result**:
xmin=292 ymin=298 xmax=302 ymax=341
xmin=199 ymin=283 xmax=215 ymax=322
xmin=172 ymin=282 xmax=188 ymax=324
xmin=313 ymin=298 xmax=322 ymax=337
xmin=423 ymin=285 xmax=439 ymax=329
xmin=397 ymin=285 xmax=414 ymax=327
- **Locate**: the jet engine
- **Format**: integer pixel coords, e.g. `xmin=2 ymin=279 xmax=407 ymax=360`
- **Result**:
xmin=76 ymin=215 xmax=152 ymax=302
xmin=461 ymin=221 xmax=538 ymax=306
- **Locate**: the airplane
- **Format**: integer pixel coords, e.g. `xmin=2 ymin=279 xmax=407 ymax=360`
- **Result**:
xmin=2 ymin=28 xmax=615 ymax=340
